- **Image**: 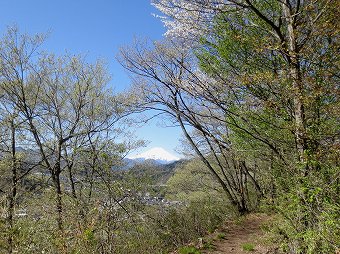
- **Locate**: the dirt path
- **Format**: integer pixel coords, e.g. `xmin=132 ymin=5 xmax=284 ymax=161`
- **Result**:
xmin=204 ymin=213 xmax=271 ymax=254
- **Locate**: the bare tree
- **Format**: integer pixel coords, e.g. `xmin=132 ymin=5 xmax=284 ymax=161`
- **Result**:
xmin=118 ymin=39 xmax=265 ymax=213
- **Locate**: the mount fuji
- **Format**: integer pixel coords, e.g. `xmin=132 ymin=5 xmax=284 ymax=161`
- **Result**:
xmin=127 ymin=147 xmax=180 ymax=165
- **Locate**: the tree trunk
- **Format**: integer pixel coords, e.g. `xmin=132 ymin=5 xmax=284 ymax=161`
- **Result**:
xmin=52 ymin=167 xmax=63 ymax=232
xmin=51 ymin=142 xmax=64 ymax=233
xmin=7 ymin=119 xmax=17 ymax=254
xmin=283 ymin=1 xmax=307 ymax=168
xmin=63 ymin=146 xmax=77 ymax=198
xmin=176 ymin=111 xmax=248 ymax=213
xmin=240 ymin=161 xmax=263 ymax=197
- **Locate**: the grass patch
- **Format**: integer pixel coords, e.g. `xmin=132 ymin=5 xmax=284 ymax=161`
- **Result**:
xmin=203 ymin=239 xmax=215 ymax=251
xmin=235 ymin=216 xmax=246 ymax=225
xmin=216 ymin=232 xmax=226 ymax=239
xmin=178 ymin=246 xmax=201 ymax=254
xmin=242 ymin=242 xmax=255 ymax=251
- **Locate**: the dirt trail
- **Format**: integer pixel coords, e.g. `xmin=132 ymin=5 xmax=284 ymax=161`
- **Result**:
xmin=204 ymin=213 xmax=271 ymax=254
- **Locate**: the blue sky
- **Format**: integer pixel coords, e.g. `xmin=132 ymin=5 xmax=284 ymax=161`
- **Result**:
xmin=0 ymin=0 xmax=183 ymax=157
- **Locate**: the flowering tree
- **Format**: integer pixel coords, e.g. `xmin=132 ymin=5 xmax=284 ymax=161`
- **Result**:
xmin=152 ymin=0 xmax=224 ymax=41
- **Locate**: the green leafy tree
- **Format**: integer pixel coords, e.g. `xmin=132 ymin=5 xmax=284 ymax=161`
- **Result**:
xmin=0 ymin=27 xmax=135 ymax=253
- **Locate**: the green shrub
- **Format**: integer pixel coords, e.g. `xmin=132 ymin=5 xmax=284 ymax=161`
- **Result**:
xmin=270 ymin=170 xmax=340 ymax=254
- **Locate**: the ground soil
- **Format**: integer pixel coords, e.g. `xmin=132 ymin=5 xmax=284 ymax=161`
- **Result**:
xmin=203 ymin=213 xmax=273 ymax=254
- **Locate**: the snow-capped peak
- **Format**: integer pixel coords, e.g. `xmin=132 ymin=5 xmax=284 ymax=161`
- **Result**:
xmin=128 ymin=147 xmax=180 ymax=163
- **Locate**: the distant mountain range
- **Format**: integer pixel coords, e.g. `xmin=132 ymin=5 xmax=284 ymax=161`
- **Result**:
xmin=3 ymin=146 xmax=181 ymax=172
xmin=127 ymin=147 xmax=180 ymax=165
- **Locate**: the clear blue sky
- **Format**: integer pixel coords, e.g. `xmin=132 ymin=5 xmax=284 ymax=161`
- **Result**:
xmin=0 ymin=0 xmax=183 ymax=157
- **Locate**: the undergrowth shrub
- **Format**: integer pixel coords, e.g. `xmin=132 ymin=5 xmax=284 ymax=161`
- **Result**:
xmin=112 ymin=198 xmax=232 ymax=253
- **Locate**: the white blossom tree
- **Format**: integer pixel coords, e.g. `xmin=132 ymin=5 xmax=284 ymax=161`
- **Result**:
xmin=152 ymin=0 xmax=224 ymax=42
